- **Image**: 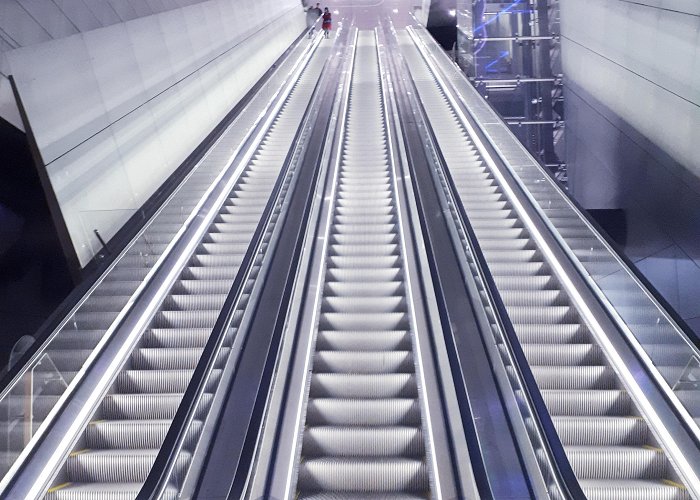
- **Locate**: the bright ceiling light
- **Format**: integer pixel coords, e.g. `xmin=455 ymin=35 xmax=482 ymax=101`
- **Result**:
xmin=392 ymin=8 xmax=399 ymax=13
xmin=449 ymin=9 xmax=456 ymax=16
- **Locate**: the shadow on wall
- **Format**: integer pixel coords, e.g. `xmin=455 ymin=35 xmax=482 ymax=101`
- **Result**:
xmin=427 ymin=0 xmax=456 ymax=50
xmin=566 ymin=80 xmax=700 ymax=336
xmin=588 ymin=209 xmax=626 ymax=247
xmin=0 ymin=119 xmax=72 ymax=367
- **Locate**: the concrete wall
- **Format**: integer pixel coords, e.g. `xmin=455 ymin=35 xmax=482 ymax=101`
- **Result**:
xmin=3 ymin=0 xmax=305 ymax=267
xmin=561 ymin=0 xmax=700 ymax=331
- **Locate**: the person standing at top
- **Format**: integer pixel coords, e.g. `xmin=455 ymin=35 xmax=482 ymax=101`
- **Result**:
xmin=322 ymin=7 xmax=332 ymax=39
xmin=306 ymin=3 xmax=322 ymax=38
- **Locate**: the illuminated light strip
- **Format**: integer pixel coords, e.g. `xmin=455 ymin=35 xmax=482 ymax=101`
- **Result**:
xmin=282 ymin=28 xmax=358 ymax=500
xmin=405 ymin=26 xmax=700 ymax=493
xmin=408 ymin=23 xmax=700 ymax=445
xmin=0 ymin=34 xmax=325 ymax=500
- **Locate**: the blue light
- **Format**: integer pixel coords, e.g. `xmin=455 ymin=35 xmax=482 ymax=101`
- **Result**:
xmin=484 ymin=50 xmax=510 ymax=71
xmin=474 ymin=0 xmax=524 ymax=36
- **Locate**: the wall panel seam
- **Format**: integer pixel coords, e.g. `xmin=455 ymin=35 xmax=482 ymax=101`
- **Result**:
xmin=617 ymin=0 xmax=700 ymax=18
xmin=561 ymin=35 xmax=700 ymax=109
xmin=35 ymin=3 xmax=298 ymax=169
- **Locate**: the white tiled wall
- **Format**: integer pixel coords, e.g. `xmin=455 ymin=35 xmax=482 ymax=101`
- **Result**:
xmin=4 ymin=0 xmax=305 ymax=266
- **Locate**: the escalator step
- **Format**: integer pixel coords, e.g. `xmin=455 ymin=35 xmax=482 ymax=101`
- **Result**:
xmin=297 ymin=457 xmax=428 ymax=493
xmin=313 ymin=351 xmax=414 ymax=373
xmin=578 ymin=479 xmax=689 ymax=500
xmin=567 ymin=446 xmax=668 ymax=480
xmin=553 ymin=416 xmax=648 ymax=446
xmin=302 ymin=427 xmax=424 ymax=457
xmin=542 ymin=390 xmax=632 ymax=416
xmin=316 ymin=330 xmax=411 ymax=351
xmin=305 ymin=398 xmax=422 ymax=426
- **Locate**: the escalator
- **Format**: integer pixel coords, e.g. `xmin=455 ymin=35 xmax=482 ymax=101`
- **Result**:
xmin=0 ymin=33 xmax=334 ymax=500
xmin=0 ymin=37 xmax=322 ymax=479
xmin=195 ymin=22 xmax=700 ymax=500
xmin=294 ymin=32 xmax=429 ymax=496
xmin=42 ymin=46 xmax=331 ymax=500
xmin=3 ymin=11 xmax=700 ymax=500
xmin=244 ymin=30 xmax=476 ymax=500
xmin=0 ymin=166 xmax=216 ymax=478
xmin=395 ymin=26 xmax=696 ymax=500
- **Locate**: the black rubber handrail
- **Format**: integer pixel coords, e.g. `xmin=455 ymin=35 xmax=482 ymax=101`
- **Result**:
xmin=0 ymin=28 xmax=309 ymax=393
xmin=136 ymin=37 xmax=329 ymax=500
xmin=410 ymin=26 xmax=700 ymax=352
xmin=404 ymin=30 xmax=587 ymax=499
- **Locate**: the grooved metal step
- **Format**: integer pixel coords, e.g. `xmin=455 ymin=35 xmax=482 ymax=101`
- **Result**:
xmin=291 ymin=32 xmax=431 ymax=499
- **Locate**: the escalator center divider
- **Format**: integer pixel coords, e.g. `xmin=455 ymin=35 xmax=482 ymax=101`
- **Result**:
xmin=189 ymin=35 xmax=349 ymax=500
